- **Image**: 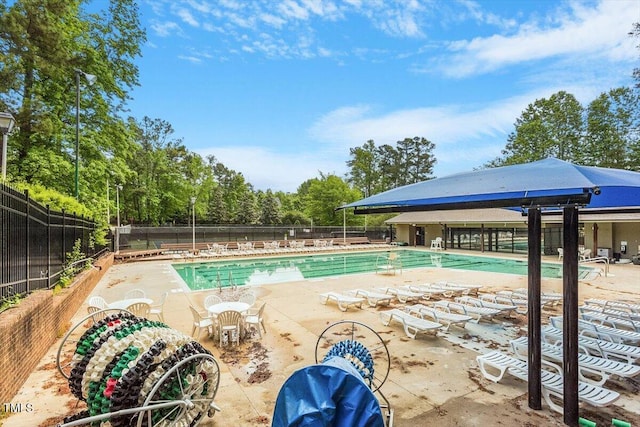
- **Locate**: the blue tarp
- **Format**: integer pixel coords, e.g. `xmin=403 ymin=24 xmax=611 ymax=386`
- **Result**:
xmin=272 ymin=357 xmax=384 ymax=427
xmin=342 ymin=158 xmax=640 ymax=211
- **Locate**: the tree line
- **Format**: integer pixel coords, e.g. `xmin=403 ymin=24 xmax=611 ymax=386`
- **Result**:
xmin=1 ymin=1 xmax=639 ymax=229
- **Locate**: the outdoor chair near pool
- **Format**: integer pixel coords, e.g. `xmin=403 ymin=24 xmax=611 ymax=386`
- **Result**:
xmin=124 ymin=288 xmax=146 ymax=299
xmin=509 ymin=336 xmax=640 ymax=386
xmin=430 ymin=281 xmax=471 ymax=296
xmin=405 ymin=284 xmax=453 ymax=298
xmin=441 ymin=281 xmax=483 ymax=295
xmin=347 ymin=289 xmax=393 ymax=307
xmin=217 ymin=310 xmax=243 ymax=346
xmin=379 ymin=308 xmax=442 ymax=339
xmin=488 ymin=294 xmax=533 ymax=314
xmin=457 ymin=295 xmax=518 ymax=316
xmin=579 ymin=309 xmax=640 ymax=332
xmin=87 ymin=305 xmax=108 ymax=323
xmin=88 ymin=295 xmax=108 ymax=309
xmin=189 ymin=305 xmax=214 ymax=339
xmin=541 ymin=325 xmax=640 ymax=364
xmin=430 ymin=237 xmax=443 ymax=250
xmin=580 ymin=304 xmax=640 ymax=323
xmin=238 ymin=292 xmax=256 ymax=306
xmin=149 ymin=291 xmax=168 ymax=322
xmin=433 ymin=300 xmax=500 ymax=323
xmin=550 ymin=316 xmax=640 ymax=345
xmin=126 ymin=301 xmax=151 ymax=318
xmin=204 ymin=294 xmax=223 ymax=309
xmin=404 ymin=304 xmax=472 ymax=331
xmin=244 ymin=302 xmax=267 ymax=338
xmin=319 ymin=292 xmax=365 ymax=312
xmin=584 ymin=299 xmax=640 ymax=314
xmin=476 ymin=350 xmax=620 ymax=414
xmin=376 ymin=286 xmax=423 ymax=303
xmin=509 ymin=288 xmax=562 ymax=306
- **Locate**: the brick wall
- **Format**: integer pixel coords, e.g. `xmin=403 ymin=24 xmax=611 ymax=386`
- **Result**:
xmin=0 ymin=254 xmax=113 ymax=404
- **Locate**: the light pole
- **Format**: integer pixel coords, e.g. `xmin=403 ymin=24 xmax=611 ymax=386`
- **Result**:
xmin=343 ymin=204 xmax=347 ymax=244
xmin=115 ymin=184 xmax=122 ymax=253
xmin=191 ymin=196 xmax=197 ymax=252
xmin=0 ymin=111 xmax=16 ymax=182
xmin=74 ymin=69 xmax=97 ymax=199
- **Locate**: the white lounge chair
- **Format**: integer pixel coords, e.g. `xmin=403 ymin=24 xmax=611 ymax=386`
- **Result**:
xmin=319 ymin=292 xmax=365 ymax=312
xmin=377 ymin=287 xmax=423 ymax=303
xmin=430 ymin=281 xmax=470 ymax=296
xmin=584 ymin=299 xmax=640 ymax=314
xmin=550 ymin=316 xmax=640 ymax=345
xmin=406 ymin=284 xmax=453 ymax=298
xmin=476 ymin=351 xmax=620 ymax=414
xmin=457 ymin=295 xmax=518 ymax=315
xmin=580 ymin=304 xmax=640 ymax=322
xmin=379 ymin=309 xmax=442 ymax=339
xmin=579 ymin=309 xmax=640 ymax=332
xmin=541 ymin=325 xmax=640 ymax=364
xmin=510 ymin=336 xmax=640 ymax=386
xmin=348 ymin=289 xmax=393 ymax=307
xmin=405 ymin=304 xmax=472 ymax=331
xmin=433 ymin=300 xmax=500 ymax=323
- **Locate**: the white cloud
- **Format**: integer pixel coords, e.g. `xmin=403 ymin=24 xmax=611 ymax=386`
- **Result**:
xmin=197 ymin=146 xmax=341 ymax=192
xmin=150 ymin=21 xmax=182 ymax=37
xmin=176 ymin=8 xmax=200 ymax=28
xmin=438 ymin=0 xmax=638 ymax=77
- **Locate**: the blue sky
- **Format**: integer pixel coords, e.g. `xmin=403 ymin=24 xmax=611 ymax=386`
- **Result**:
xmin=130 ymin=0 xmax=639 ymax=192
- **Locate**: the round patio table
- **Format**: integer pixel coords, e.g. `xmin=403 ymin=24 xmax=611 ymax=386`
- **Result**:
xmin=207 ymin=301 xmax=250 ymax=315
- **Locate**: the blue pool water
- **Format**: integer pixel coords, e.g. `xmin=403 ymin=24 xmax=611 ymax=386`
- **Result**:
xmin=172 ymin=249 xmax=595 ymax=291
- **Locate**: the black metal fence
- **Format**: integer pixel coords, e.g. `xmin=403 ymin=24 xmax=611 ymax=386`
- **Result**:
xmin=1 ymin=183 xmax=102 ymax=306
xmin=116 ymin=225 xmax=389 ymax=251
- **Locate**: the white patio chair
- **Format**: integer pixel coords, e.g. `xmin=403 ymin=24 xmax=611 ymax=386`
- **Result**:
xmin=405 ymin=304 xmax=472 ymax=331
xmin=204 ymin=294 xmax=223 ymax=310
xmin=379 ymin=309 xmax=442 ymax=339
xmin=126 ymin=301 xmax=151 ymax=318
xmin=87 ymin=306 xmax=108 ymax=323
xmin=149 ymin=292 xmax=168 ymax=322
xmin=476 ymin=350 xmax=620 ymax=414
xmin=430 ymin=237 xmax=443 ymax=250
xmin=318 ymin=292 xmax=365 ymax=312
xmin=88 ymin=296 xmax=108 ymax=309
xmin=348 ymin=289 xmax=393 ymax=307
xmin=238 ymin=292 xmax=256 ymax=306
xmin=189 ymin=305 xmax=214 ymax=338
xmin=217 ymin=310 xmax=243 ymax=346
xmin=244 ymin=303 xmax=267 ymax=338
xmin=124 ymin=288 xmax=146 ymax=299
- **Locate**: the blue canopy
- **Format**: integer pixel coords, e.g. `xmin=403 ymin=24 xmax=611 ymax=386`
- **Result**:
xmin=343 ymin=158 xmax=640 ymax=213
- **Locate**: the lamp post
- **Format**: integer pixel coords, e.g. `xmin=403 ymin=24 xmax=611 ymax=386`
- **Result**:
xmin=115 ymin=184 xmax=122 ymax=253
xmin=343 ymin=204 xmax=346 ymax=245
xmin=191 ymin=196 xmax=197 ymax=252
xmin=74 ymin=69 xmax=97 ymax=199
xmin=0 ymin=111 xmax=16 ymax=182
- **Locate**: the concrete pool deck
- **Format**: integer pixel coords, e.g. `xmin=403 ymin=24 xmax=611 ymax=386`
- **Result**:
xmin=3 ymin=249 xmax=640 ymax=427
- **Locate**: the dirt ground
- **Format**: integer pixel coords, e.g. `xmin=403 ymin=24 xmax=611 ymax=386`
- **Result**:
xmin=2 ymin=249 xmax=639 ymax=427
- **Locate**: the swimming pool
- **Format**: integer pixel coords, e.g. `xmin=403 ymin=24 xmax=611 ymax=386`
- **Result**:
xmin=172 ymin=249 xmax=596 ymax=291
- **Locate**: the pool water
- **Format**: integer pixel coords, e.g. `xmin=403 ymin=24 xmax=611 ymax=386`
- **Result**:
xmin=173 ymin=249 xmax=596 ymax=291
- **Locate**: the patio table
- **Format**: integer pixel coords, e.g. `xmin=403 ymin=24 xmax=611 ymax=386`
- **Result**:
xmin=108 ymin=297 xmax=153 ymax=310
xmin=207 ymin=301 xmax=250 ymax=315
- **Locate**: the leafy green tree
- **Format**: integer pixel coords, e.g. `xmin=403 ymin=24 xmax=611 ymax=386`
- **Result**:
xmin=304 ymin=173 xmax=363 ymax=226
xmin=259 ymin=190 xmax=282 ymax=225
xmin=346 ymin=140 xmax=379 ymax=197
xmin=396 ymin=136 xmax=436 ymax=185
xmin=582 ymin=87 xmax=640 ymax=169
xmin=236 ymin=191 xmax=260 ymax=224
xmin=0 ymin=0 xmax=145 ymax=203
xmin=207 ymin=185 xmax=229 ymax=224
xmin=487 ymin=91 xmax=583 ymax=166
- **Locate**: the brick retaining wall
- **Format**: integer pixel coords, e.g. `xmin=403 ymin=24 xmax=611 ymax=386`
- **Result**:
xmin=0 ymin=254 xmax=113 ymax=404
